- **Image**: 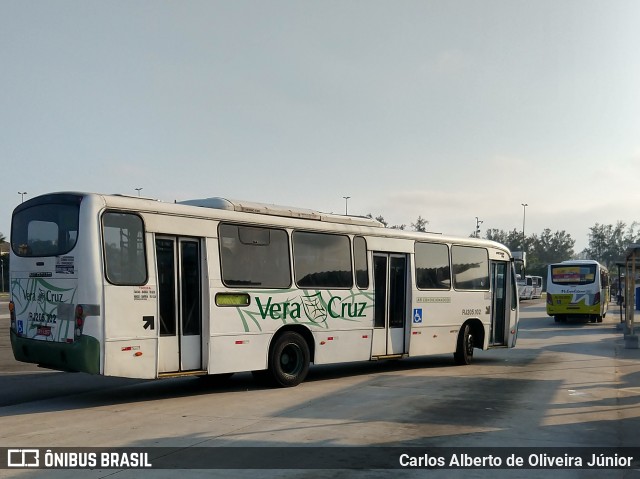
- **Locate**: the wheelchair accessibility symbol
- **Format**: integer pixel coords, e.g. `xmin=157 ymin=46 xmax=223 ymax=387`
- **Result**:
xmin=413 ymin=308 xmax=423 ymax=324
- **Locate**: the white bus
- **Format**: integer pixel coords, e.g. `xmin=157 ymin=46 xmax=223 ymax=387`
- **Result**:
xmin=529 ymin=276 xmax=543 ymax=299
xmin=517 ymin=275 xmax=532 ymax=300
xmin=9 ymin=192 xmax=519 ymax=387
xmin=546 ymin=260 xmax=609 ymax=323
xmin=517 ymin=275 xmax=542 ymax=301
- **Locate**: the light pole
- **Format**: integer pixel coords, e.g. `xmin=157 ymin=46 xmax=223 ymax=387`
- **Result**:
xmin=0 ymin=252 xmax=7 ymax=294
xmin=475 ymin=217 xmax=483 ymax=238
xmin=521 ymin=203 xmax=528 ymax=250
xmin=135 ymin=188 xmax=143 ymax=197
xmin=18 ymin=192 xmax=27 ymax=203
xmin=343 ymin=196 xmax=350 ymax=215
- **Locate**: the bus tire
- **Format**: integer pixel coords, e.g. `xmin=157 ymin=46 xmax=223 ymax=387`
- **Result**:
xmin=268 ymin=331 xmax=310 ymax=387
xmin=454 ymin=324 xmax=474 ymax=365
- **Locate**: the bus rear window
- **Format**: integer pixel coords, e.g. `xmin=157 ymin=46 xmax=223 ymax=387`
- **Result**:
xmin=551 ymin=265 xmax=596 ymax=285
xmin=11 ymin=203 xmax=80 ymax=257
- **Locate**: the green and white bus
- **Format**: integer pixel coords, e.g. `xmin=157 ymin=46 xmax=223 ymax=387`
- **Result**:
xmin=546 ymin=260 xmax=609 ymax=323
xmin=9 ymin=192 xmax=519 ymax=387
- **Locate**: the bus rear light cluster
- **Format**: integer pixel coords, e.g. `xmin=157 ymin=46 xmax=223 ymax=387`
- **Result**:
xmin=9 ymin=301 xmax=16 ymax=333
xmin=74 ymin=305 xmax=85 ymax=339
xmin=546 ymin=294 xmax=552 ymax=305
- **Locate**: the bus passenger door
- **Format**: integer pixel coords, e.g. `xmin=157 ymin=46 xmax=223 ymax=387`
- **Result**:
xmin=489 ymin=261 xmax=510 ymax=346
xmin=371 ymin=253 xmax=408 ymax=357
xmin=156 ymin=237 xmax=203 ymax=373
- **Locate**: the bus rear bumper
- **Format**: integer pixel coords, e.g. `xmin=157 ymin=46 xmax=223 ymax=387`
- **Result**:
xmin=546 ymin=306 xmax=601 ymax=317
xmin=10 ymin=330 xmax=101 ymax=374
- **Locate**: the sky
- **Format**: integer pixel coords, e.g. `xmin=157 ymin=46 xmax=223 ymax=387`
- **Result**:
xmin=1 ymin=0 xmax=640 ymax=253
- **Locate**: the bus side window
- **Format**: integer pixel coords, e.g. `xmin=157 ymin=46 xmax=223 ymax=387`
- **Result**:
xmin=354 ymin=236 xmax=369 ymax=289
xmin=218 ymin=223 xmax=291 ymax=288
xmin=102 ymin=212 xmax=147 ymax=285
xmin=415 ymin=242 xmax=450 ymax=290
xmin=451 ymin=246 xmax=489 ymax=291
xmin=293 ymin=231 xmax=352 ymax=289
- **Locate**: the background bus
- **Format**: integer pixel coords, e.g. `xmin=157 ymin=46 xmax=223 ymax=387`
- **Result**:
xmin=546 ymin=260 xmax=609 ymax=323
xmin=513 ymin=251 xmax=539 ymax=300
xmin=516 ymin=274 xmax=542 ymax=300
xmin=517 ymin=275 xmax=532 ymax=300
xmin=9 ymin=192 xmax=520 ymax=387
xmin=529 ymin=275 xmax=543 ymax=299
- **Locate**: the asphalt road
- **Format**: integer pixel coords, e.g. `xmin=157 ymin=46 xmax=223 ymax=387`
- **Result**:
xmin=1 ymin=298 xmax=639 ymax=479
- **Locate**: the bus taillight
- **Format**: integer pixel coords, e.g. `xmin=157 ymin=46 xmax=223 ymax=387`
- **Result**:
xmin=546 ymin=294 xmax=552 ymax=305
xmin=75 ymin=305 xmax=85 ymax=338
xmin=9 ymin=301 xmax=16 ymax=332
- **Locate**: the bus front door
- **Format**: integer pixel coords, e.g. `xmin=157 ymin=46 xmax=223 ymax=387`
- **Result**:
xmin=371 ymin=253 xmax=408 ymax=357
xmin=490 ymin=261 xmax=514 ymax=347
xmin=156 ymin=237 xmax=203 ymax=373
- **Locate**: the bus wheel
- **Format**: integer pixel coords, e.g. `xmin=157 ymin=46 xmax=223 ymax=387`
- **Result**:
xmin=454 ymin=324 xmax=474 ymax=365
xmin=269 ymin=331 xmax=310 ymax=387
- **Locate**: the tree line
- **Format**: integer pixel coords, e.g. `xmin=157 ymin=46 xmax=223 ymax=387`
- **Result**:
xmin=483 ymin=228 xmax=575 ymax=278
xmin=483 ymin=221 xmax=639 ymax=276
xmin=367 ymin=215 xmax=639 ymax=277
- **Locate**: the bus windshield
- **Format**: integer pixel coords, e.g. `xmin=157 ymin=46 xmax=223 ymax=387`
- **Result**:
xmin=550 ymin=264 xmax=596 ymax=286
xmin=11 ymin=195 xmax=81 ymax=257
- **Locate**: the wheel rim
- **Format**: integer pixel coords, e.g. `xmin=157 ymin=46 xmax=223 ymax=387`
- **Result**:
xmin=466 ymin=333 xmax=474 ymax=357
xmin=280 ymin=344 xmax=303 ymax=375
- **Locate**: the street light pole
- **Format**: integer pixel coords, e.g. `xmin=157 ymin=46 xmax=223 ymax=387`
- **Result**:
xmin=343 ymin=196 xmax=350 ymax=215
xmin=18 ymin=192 xmax=27 ymax=203
xmin=475 ymin=217 xmax=483 ymax=238
xmin=135 ymin=188 xmax=143 ymax=197
xmin=521 ymin=203 xmax=528 ymax=250
xmin=0 ymin=252 xmax=7 ymax=294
